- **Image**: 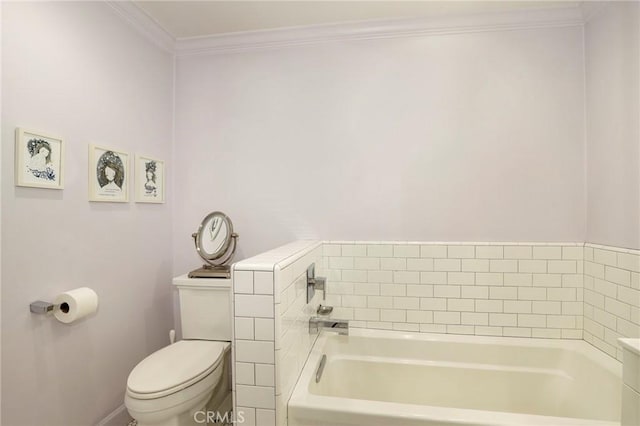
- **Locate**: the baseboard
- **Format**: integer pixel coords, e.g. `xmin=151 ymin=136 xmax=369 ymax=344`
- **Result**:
xmin=96 ymin=404 xmax=130 ymax=426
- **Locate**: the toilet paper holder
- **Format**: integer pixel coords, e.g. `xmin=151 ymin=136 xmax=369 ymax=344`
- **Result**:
xmin=29 ymin=288 xmax=99 ymax=324
xmin=29 ymin=300 xmax=68 ymax=314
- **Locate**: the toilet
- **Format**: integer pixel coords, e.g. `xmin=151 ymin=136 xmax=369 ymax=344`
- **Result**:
xmin=125 ymin=276 xmax=232 ymax=426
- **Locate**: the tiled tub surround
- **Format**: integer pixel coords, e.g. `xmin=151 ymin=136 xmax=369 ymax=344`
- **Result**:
xmin=232 ymin=240 xmax=639 ymax=426
xmin=583 ymin=244 xmax=640 ymax=361
xmin=232 ymin=241 xmax=323 ymax=426
xmin=323 ymin=242 xmax=586 ymax=340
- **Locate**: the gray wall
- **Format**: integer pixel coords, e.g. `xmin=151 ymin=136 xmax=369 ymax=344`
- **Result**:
xmin=585 ymin=2 xmax=640 ymax=250
xmin=173 ymin=25 xmax=586 ymax=272
xmin=1 ymin=2 xmax=174 ymax=424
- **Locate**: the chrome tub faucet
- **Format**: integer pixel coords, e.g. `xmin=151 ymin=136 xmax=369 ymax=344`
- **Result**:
xmin=309 ymin=317 xmax=349 ymax=335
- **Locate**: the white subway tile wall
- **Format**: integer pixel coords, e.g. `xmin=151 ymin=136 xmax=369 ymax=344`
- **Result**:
xmin=232 ymin=240 xmax=640 ymax=426
xmin=583 ymin=244 xmax=640 ymax=361
xmin=274 ymin=246 xmax=323 ymax=426
xmin=324 ymin=242 xmax=585 ymax=340
xmin=233 ymin=240 xmax=322 ymax=426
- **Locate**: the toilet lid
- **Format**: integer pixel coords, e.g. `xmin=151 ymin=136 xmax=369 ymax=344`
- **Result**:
xmin=127 ymin=340 xmax=227 ymax=399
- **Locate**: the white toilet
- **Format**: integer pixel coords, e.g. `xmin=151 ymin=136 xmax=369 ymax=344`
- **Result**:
xmin=125 ymin=276 xmax=232 ymax=426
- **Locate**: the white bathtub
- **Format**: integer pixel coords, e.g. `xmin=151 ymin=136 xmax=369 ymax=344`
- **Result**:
xmin=288 ymin=329 xmax=622 ymax=426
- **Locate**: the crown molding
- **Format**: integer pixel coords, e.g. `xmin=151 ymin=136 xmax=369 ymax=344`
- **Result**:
xmin=106 ymin=1 xmax=175 ymax=53
xmin=579 ymin=1 xmax=610 ymax=23
xmin=107 ymin=2 xmax=586 ymax=57
xmin=174 ymin=6 xmax=584 ymax=56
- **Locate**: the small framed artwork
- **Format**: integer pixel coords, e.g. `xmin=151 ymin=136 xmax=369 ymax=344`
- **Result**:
xmin=88 ymin=144 xmax=129 ymax=202
xmin=135 ymin=155 xmax=165 ymax=203
xmin=15 ymin=128 xmax=64 ymax=189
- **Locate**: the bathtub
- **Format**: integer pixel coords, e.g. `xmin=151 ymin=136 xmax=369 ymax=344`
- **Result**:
xmin=288 ymin=329 xmax=621 ymax=426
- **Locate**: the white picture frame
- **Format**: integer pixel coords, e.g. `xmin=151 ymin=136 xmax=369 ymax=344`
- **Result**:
xmin=15 ymin=128 xmax=64 ymax=189
xmin=135 ymin=155 xmax=165 ymax=203
xmin=88 ymin=144 xmax=129 ymax=202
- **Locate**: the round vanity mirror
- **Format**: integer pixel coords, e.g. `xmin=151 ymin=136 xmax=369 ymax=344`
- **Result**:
xmin=200 ymin=212 xmax=231 ymax=259
xmin=189 ymin=211 xmax=238 ymax=278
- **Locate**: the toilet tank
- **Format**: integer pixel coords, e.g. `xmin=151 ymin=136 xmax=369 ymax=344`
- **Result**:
xmin=172 ymin=275 xmax=231 ymax=341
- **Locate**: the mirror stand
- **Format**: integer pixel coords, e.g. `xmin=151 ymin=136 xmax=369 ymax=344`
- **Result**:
xmin=189 ymin=223 xmax=238 ymax=278
xmin=188 ymin=264 xmax=231 ymax=279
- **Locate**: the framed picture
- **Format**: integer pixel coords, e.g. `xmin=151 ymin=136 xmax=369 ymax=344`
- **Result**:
xmin=15 ymin=128 xmax=64 ymax=189
xmin=88 ymin=144 xmax=129 ymax=202
xmin=135 ymin=155 xmax=165 ymax=203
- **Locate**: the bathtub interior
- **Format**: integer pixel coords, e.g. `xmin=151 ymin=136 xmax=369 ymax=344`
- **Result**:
xmin=302 ymin=332 xmax=621 ymax=423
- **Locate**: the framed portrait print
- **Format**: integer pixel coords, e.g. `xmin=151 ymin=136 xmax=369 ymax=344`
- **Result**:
xmin=89 ymin=144 xmax=129 ymax=202
xmin=15 ymin=128 xmax=64 ymax=189
xmin=135 ymin=155 xmax=165 ymax=203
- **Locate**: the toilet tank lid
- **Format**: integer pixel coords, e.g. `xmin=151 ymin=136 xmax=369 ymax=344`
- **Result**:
xmin=173 ymin=274 xmax=231 ymax=288
xmin=127 ymin=340 xmax=227 ymax=397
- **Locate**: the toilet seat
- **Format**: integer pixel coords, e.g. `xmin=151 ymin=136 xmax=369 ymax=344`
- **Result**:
xmin=127 ymin=340 xmax=227 ymax=400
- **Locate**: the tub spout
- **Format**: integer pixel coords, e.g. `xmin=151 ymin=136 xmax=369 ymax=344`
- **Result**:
xmin=309 ymin=317 xmax=349 ymax=335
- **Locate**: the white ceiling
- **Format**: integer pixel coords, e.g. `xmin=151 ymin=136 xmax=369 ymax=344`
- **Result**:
xmin=134 ymin=1 xmax=580 ymax=39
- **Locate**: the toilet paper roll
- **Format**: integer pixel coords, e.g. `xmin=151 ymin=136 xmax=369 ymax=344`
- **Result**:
xmin=54 ymin=287 xmax=99 ymax=324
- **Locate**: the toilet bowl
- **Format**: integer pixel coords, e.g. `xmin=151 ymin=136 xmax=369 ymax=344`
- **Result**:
xmin=125 ymin=340 xmax=230 ymax=426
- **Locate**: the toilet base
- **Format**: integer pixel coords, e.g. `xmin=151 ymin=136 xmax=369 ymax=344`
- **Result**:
xmin=134 ymin=392 xmax=233 ymax=426
xmin=133 ymin=391 xmax=212 ymax=426
xmin=131 ymin=351 xmax=233 ymax=426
